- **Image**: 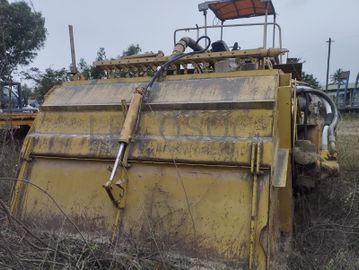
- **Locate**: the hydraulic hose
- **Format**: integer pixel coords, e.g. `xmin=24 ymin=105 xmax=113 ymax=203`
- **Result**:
xmin=145 ymin=36 xmax=211 ymax=95
xmin=296 ymin=87 xmax=339 ymax=155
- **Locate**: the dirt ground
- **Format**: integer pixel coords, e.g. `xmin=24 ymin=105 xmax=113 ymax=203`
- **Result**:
xmin=0 ymin=115 xmax=358 ymax=269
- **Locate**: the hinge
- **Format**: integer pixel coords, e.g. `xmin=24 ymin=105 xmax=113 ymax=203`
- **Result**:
xmin=256 ymin=142 xmax=262 ymax=174
xmin=249 ymin=141 xmax=262 ymax=270
xmin=250 ymin=141 xmax=262 ymax=175
xmin=104 ymin=165 xmax=128 ymax=209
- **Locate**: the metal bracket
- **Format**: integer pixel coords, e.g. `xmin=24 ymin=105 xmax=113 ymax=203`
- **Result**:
xmin=103 ymin=165 xmax=128 ymax=209
xmin=121 ymin=99 xmax=128 ymax=120
xmin=250 ymin=141 xmax=262 ymax=175
xmin=273 ymin=149 xmax=289 ymax=187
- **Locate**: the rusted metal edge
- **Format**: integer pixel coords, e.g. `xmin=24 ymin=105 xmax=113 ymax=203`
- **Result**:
xmin=27 ymin=154 xmax=273 ymax=169
xmin=40 ymin=100 xmax=276 ymax=112
xmin=61 ymin=69 xmax=280 ymax=86
xmin=0 ymin=115 xmax=37 ymax=120
xmin=273 ymin=148 xmax=289 ymax=187
xmin=25 ymin=134 xmax=274 ymax=167
xmin=95 ymin=48 xmax=288 ymax=70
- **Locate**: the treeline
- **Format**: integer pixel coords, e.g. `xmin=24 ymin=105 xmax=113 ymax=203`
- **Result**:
xmin=0 ymin=0 xmax=142 ymax=103
xmin=22 ymin=45 xmax=141 ymax=103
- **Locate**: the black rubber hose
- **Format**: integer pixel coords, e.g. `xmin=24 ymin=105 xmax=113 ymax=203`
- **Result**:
xmin=296 ymin=87 xmax=339 ymax=154
xmin=145 ymin=36 xmax=211 ymax=94
xmin=181 ymin=37 xmax=204 ymax=52
xmin=177 ymin=37 xmax=205 ymax=52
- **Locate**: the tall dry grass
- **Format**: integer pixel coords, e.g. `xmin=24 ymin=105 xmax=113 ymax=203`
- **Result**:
xmin=288 ymin=114 xmax=359 ymax=270
xmin=0 ymin=130 xmax=21 ymax=203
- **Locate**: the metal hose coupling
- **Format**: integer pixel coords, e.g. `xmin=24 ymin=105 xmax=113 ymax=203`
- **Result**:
xmin=296 ymin=87 xmax=339 ymax=156
xmin=172 ymin=37 xmax=205 ymax=55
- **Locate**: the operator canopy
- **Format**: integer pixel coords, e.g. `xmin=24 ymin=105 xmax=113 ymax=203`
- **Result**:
xmin=206 ymin=0 xmax=275 ymax=21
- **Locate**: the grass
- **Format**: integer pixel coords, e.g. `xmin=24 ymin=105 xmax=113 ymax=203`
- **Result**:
xmin=287 ymin=114 xmax=359 ymax=270
xmin=0 ymin=130 xmax=21 ymax=203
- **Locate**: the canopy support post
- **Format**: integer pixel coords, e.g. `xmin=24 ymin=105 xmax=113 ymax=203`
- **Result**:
xmin=272 ymin=14 xmax=276 ymax=48
xmin=203 ymin=10 xmax=208 ymax=47
xmin=220 ymin=20 xmax=224 ymax=40
xmin=263 ymin=2 xmax=269 ymax=49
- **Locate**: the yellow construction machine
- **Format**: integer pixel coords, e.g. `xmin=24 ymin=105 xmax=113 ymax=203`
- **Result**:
xmin=11 ymin=1 xmax=339 ymax=269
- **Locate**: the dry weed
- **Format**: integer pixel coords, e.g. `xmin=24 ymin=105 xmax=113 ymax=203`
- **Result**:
xmin=0 ymin=130 xmax=22 ymax=203
xmin=288 ymin=114 xmax=359 ymax=270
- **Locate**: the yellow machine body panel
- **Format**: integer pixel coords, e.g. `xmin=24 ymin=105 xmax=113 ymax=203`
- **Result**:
xmin=11 ymin=70 xmax=293 ymax=269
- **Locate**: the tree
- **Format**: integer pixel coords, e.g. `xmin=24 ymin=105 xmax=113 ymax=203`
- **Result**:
xmin=330 ymin=68 xmax=344 ymax=84
xmin=78 ymin=48 xmax=107 ymax=80
xmin=78 ymin=45 xmax=143 ymax=80
xmin=301 ymin=72 xmax=321 ymax=89
xmin=120 ymin=44 xmax=145 ymax=77
xmin=21 ymin=83 xmax=35 ymax=103
xmin=122 ymin=44 xmax=141 ymax=57
xmin=23 ymin=67 xmax=69 ymax=103
xmin=0 ymin=0 xmax=47 ymax=80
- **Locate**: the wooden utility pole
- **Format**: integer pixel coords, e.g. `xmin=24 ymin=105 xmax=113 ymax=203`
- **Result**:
xmin=325 ymin=37 xmax=334 ymax=92
xmin=68 ymin=25 xmax=78 ymax=75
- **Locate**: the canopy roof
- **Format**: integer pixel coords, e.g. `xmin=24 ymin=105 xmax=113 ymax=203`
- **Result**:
xmin=208 ymin=0 xmax=275 ymax=21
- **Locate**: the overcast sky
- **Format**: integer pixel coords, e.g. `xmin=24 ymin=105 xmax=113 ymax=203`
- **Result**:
xmin=13 ymin=0 xmax=359 ymax=85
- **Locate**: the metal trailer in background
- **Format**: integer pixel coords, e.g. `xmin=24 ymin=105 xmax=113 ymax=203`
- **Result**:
xmin=351 ymin=72 xmax=359 ymax=109
xmin=0 ymin=81 xmax=38 ymax=130
xmin=335 ymin=71 xmax=359 ymax=111
xmin=335 ymin=70 xmax=350 ymax=110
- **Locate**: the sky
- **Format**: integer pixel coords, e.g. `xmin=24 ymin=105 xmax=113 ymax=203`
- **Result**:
xmin=12 ymin=0 xmax=359 ymax=85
